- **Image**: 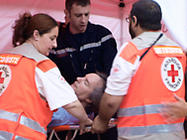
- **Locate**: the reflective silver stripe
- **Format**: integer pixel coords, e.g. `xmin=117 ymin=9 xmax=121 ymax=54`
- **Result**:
xmin=118 ymin=104 xmax=162 ymax=117
xmin=101 ymin=34 xmax=113 ymax=42
xmin=118 ymin=123 xmax=184 ymax=137
xmin=0 ymin=130 xmax=13 ymax=140
xmin=0 ymin=109 xmax=19 ymax=122
xmin=80 ymin=42 xmax=101 ymax=51
xmin=50 ymin=34 xmax=114 ymax=54
xmin=20 ymin=116 xmax=46 ymax=135
xmin=80 ymin=34 xmax=113 ymax=51
xmin=50 ymin=48 xmax=76 ymax=55
xmin=0 ymin=131 xmax=29 ymax=140
xmin=15 ymin=135 xmax=29 ymax=140
xmin=0 ymin=109 xmax=46 ymax=135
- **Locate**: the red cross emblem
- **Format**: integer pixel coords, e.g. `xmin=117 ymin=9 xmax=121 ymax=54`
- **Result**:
xmin=0 ymin=72 xmax=5 ymax=84
xmin=0 ymin=65 xmax=11 ymax=96
xmin=167 ymin=64 xmax=178 ymax=83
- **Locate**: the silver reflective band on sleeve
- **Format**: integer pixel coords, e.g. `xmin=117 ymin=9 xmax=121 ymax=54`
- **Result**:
xmin=0 ymin=109 xmax=19 ymax=122
xmin=80 ymin=34 xmax=113 ymax=51
xmin=101 ymin=34 xmax=114 ymax=42
xmin=118 ymin=104 xmax=162 ymax=117
xmin=0 ymin=130 xmax=13 ymax=140
xmin=20 ymin=116 xmax=46 ymax=135
xmin=15 ymin=135 xmax=29 ymax=140
xmin=118 ymin=123 xmax=184 ymax=137
xmin=50 ymin=48 xmax=76 ymax=55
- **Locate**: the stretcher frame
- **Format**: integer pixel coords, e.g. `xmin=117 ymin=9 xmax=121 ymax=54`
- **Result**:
xmin=48 ymin=118 xmax=117 ymax=140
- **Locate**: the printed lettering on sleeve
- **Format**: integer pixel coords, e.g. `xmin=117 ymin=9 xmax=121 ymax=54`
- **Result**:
xmin=0 ymin=65 xmax=11 ymax=96
xmin=161 ymin=57 xmax=184 ymax=92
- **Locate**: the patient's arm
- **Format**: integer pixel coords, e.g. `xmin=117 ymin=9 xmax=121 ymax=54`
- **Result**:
xmin=63 ymin=100 xmax=92 ymax=134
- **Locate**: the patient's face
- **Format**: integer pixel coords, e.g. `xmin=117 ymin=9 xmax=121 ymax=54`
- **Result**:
xmin=71 ymin=73 xmax=102 ymax=102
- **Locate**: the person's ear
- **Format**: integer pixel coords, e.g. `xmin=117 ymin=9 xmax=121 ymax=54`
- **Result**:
xmin=132 ymin=16 xmax=138 ymax=26
xmin=64 ymin=9 xmax=70 ymax=19
xmin=33 ymin=30 xmax=40 ymax=41
xmin=85 ymin=98 xmax=92 ymax=104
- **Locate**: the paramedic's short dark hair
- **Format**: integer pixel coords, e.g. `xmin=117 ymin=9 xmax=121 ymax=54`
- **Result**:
xmin=65 ymin=0 xmax=90 ymax=12
xmin=130 ymin=0 xmax=162 ymax=31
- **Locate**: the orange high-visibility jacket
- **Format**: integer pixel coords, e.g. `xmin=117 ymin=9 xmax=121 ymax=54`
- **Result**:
xmin=0 ymin=44 xmax=55 ymax=139
xmin=117 ymin=35 xmax=186 ymax=137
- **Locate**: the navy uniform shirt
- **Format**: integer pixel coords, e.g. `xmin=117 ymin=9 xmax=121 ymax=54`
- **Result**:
xmin=49 ymin=22 xmax=117 ymax=84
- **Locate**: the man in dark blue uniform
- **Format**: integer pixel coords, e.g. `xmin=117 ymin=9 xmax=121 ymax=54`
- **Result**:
xmin=49 ymin=0 xmax=117 ymax=139
xmin=49 ymin=0 xmax=117 ymax=84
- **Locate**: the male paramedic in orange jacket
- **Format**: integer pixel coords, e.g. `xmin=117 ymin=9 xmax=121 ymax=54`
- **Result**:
xmin=91 ymin=0 xmax=186 ymax=140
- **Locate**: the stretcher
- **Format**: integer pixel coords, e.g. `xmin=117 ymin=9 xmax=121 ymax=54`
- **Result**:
xmin=48 ymin=118 xmax=117 ymax=140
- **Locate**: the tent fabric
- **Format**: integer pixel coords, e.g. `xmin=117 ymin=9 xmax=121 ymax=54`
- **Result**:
xmin=0 ymin=0 xmax=186 ymax=52
xmin=156 ymin=0 xmax=187 ymax=52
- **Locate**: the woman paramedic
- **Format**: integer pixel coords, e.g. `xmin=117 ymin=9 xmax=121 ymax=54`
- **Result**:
xmin=0 ymin=12 xmax=92 ymax=140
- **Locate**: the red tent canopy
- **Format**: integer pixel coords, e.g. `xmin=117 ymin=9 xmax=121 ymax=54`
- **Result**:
xmin=0 ymin=0 xmax=186 ymax=52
